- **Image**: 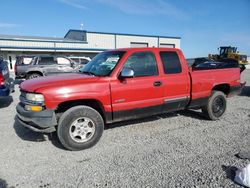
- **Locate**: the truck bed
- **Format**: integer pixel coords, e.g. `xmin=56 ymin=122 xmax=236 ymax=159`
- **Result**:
xmin=189 ymin=67 xmax=241 ymax=108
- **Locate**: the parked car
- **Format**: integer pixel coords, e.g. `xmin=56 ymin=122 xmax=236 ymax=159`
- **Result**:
xmin=15 ymin=55 xmax=79 ymax=79
xmin=186 ymin=57 xmax=211 ymax=67
xmin=193 ymin=60 xmax=239 ymax=70
xmin=186 ymin=57 xmax=239 ymax=70
xmin=68 ymin=56 xmax=91 ymax=68
xmin=0 ymin=59 xmax=14 ymax=98
xmin=16 ymin=48 xmax=243 ymax=151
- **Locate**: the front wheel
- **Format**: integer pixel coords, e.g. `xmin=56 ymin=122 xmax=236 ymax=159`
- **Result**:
xmin=202 ymin=91 xmax=227 ymax=120
xmin=57 ymin=105 xmax=104 ymax=151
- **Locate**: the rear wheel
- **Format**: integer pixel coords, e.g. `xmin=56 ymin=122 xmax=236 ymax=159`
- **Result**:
xmin=57 ymin=105 xmax=104 ymax=151
xmin=202 ymin=91 xmax=227 ymax=120
xmin=27 ymin=73 xmax=42 ymax=79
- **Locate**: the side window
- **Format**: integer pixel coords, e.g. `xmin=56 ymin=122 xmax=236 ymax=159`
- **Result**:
xmin=80 ymin=59 xmax=90 ymax=65
xmin=38 ymin=57 xmax=57 ymax=65
xmin=123 ymin=52 xmax=158 ymax=77
xmin=57 ymin=57 xmax=71 ymax=66
xmin=160 ymin=51 xmax=182 ymax=74
xmin=70 ymin=58 xmax=80 ymax=63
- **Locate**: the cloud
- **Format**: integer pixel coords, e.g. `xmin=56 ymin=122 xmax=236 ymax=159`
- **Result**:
xmin=222 ymin=33 xmax=250 ymax=46
xmin=220 ymin=33 xmax=250 ymax=55
xmin=0 ymin=22 xmax=21 ymax=28
xmin=58 ymin=0 xmax=187 ymax=20
xmin=58 ymin=0 xmax=88 ymax=10
xmin=98 ymin=0 xmax=187 ymax=19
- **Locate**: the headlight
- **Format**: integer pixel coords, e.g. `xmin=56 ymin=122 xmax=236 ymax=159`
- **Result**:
xmin=26 ymin=93 xmax=44 ymax=102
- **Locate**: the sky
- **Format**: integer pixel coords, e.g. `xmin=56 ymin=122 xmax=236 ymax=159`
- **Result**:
xmin=0 ymin=0 xmax=249 ymax=58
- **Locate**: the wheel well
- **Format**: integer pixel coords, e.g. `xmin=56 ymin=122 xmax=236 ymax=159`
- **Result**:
xmin=212 ymin=84 xmax=230 ymax=95
xmin=56 ymin=99 xmax=106 ymax=121
xmin=27 ymin=71 xmax=43 ymax=76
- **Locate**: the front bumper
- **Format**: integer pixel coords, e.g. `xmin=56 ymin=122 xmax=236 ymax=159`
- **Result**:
xmin=16 ymin=103 xmax=57 ymax=133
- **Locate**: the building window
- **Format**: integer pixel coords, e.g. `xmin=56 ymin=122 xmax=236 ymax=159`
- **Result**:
xmin=130 ymin=42 xmax=148 ymax=48
xmin=160 ymin=51 xmax=182 ymax=74
xmin=159 ymin=43 xmax=175 ymax=48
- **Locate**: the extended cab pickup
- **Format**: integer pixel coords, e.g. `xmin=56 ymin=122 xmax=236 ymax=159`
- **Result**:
xmin=16 ymin=48 xmax=243 ymax=150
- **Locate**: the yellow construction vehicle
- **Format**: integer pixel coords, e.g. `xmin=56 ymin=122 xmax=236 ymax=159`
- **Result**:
xmin=209 ymin=46 xmax=248 ymax=72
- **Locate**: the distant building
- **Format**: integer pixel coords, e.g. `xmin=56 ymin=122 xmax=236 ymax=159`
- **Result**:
xmin=0 ymin=29 xmax=181 ymax=72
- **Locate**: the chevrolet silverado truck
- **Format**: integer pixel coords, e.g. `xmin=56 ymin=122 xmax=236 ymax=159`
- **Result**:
xmin=16 ymin=48 xmax=243 ymax=151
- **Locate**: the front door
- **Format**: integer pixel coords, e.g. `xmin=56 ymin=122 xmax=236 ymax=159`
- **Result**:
xmin=110 ymin=51 xmax=164 ymax=122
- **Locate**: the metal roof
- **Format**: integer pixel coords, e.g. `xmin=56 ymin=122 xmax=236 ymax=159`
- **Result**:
xmin=0 ymin=30 xmax=181 ymax=43
xmin=0 ymin=34 xmax=81 ymax=43
xmin=66 ymin=29 xmax=181 ymax=39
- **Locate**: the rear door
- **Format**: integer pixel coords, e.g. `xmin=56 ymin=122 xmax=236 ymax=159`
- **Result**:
xmin=37 ymin=56 xmax=58 ymax=75
xmin=159 ymin=51 xmax=190 ymax=112
xmin=110 ymin=51 xmax=164 ymax=121
xmin=16 ymin=56 xmax=33 ymax=77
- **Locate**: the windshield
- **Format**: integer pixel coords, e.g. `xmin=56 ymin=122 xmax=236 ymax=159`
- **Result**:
xmin=80 ymin=51 xmax=125 ymax=76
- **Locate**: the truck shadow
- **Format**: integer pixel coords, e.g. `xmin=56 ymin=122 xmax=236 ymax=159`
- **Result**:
xmin=13 ymin=110 xmax=206 ymax=150
xmin=0 ymin=96 xmax=13 ymax=109
xmin=14 ymin=79 xmax=24 ymax=85
xmin=105 ymin=109 xmax=206 ymax=130
xmin=240 ymin=86 xmax=250 ymax=97
xmin=0 ymin=178 xmax=8 ymax=188
xmin=13 ymin=116 xmax=66 ymax=150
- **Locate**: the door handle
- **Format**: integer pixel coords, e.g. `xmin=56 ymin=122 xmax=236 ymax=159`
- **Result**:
xmin=153 ymin=81 xmax=162 ymax=87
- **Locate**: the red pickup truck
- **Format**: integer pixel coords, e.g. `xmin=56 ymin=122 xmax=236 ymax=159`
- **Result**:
xmin=16 ymin=48 xmax=243 ymax=150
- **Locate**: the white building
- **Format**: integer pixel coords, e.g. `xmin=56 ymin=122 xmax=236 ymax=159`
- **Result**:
xmin=0 ymin=29 xmax=181 ymax=71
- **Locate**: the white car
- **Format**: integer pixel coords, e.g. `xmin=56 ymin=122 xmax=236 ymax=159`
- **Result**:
xmin=68 ymin=56 xmax=91 ymax=68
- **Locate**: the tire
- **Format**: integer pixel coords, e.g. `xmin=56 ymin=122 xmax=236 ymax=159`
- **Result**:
xmin=27 ymin=73 xmax=42 ymax=80
xmin=202 ymin=91 xmax=227 ymax=120
xmin=57 ymin=105 xmax=104 ymax=151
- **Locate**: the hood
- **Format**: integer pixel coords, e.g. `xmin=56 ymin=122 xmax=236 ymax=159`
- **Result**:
xmin=20 ymin=73 xmax=100 ymax=92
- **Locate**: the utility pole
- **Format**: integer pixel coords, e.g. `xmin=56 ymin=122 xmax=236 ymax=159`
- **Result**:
xmin=80 ymin=22 xmax=84 ymax=30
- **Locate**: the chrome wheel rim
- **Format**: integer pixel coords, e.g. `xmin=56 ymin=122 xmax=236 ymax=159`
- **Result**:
xmin=69 ymin=117 xmax=95 ymax=143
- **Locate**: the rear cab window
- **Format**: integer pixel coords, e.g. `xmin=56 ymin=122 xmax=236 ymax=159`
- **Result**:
xmin=160 ymin=51 xmax=182 ymax=74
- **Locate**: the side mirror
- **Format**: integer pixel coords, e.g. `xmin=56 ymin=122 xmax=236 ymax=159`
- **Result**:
xmin=119 ymin=68 xmax=134 ymax=79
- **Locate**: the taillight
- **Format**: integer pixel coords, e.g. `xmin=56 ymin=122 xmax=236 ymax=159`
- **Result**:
xmin=0 ymin=72 xmax=4 ymax=86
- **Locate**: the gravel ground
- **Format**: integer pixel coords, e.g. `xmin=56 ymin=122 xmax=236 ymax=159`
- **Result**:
xmin=0 ymin=70 xmax=250 ymax=188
